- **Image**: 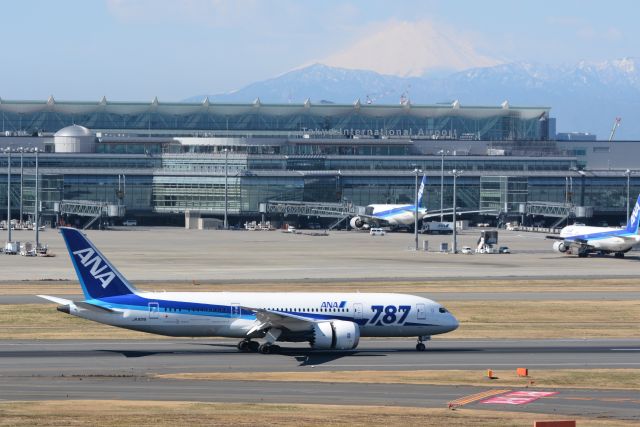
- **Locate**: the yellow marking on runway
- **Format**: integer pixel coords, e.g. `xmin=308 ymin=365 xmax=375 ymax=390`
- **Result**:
xmin=448 ymin=389 xmax=511 ymax=408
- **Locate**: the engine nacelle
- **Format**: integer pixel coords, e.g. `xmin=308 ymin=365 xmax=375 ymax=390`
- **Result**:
xmin=310 ymin=320 xmax=360 ymax=350
xmin=553 ymin=241 xmax=569 ymax=253
xmin=349 ymin=216 xmax=366 ymax=229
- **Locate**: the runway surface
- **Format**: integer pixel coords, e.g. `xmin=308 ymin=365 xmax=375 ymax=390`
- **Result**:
xmin=1 ymin=339 xmax=638 ymax=421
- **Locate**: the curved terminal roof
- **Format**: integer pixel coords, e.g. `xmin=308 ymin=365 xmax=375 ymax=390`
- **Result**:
xmin=0 ymin=97 xmax=550 ymax=120
xmin=0 ymin=98 xmax=551 ymax=141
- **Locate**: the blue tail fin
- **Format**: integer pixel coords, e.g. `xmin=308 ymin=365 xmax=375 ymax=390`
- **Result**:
xmin=59 ymin=227 xmax=137 ymax=300
xmin=626 ymin=194 xmax=640 ymax=234
xmin=418 ymin=175 xmax=427 ymax=208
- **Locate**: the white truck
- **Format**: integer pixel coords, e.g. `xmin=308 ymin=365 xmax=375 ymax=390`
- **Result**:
xmin=421 ymin=221 xmax=454 ymax=235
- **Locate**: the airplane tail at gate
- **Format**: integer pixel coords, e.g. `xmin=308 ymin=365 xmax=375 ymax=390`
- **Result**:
xmin=59 ymin=227 xmax=137 ymax=300
xmin=625 ymin=194 xmax=640 ymax=234
xmin=418 ymin=175 xmax=427 ymax=208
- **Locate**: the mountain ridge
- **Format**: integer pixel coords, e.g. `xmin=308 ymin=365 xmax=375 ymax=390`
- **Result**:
xmin=186 ymin=59 xmax=640 ymax=139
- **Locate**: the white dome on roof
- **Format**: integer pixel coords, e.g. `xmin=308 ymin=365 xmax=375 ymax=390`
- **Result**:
xmin=54 ymin=125 xmax=95 ymax=153
xmin=54 ymin=124 xmax=93 ymax=137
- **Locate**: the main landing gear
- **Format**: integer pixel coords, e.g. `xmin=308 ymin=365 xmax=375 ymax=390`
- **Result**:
xmin=258 ymin=343 xmax=281 ymax=354
xmin=238 ymin=328 xmax=283 ymax=354
xmin=237 ymin=339 xmax=260 ymax=352
xmin=416 ymin=335 xmax=431 ymax=352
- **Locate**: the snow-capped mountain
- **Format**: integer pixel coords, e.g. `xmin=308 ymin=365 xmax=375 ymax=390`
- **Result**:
xmin=321 ymin=20 xmax=501 ymax=77
xmin=187 ymin=58 xmax=640 ymax=140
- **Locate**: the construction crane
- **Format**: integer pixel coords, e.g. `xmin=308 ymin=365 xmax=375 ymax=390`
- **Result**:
xmin=608 ymin=117 xmax=622 ymax=142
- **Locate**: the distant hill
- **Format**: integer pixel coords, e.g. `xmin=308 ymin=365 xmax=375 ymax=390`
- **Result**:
xmin=186 ymin=59 xmax=640 ymax=140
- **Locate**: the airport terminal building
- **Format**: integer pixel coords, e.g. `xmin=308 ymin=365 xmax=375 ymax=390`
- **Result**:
xmin=1 ymin=97 xmax=638 ymax=227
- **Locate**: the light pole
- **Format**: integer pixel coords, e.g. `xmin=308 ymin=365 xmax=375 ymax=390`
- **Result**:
xmin=625 ymin=169 xmax=632 ymax=223
xmin=223 ymin=148 xmax=228 ymax=229
xmin=413 ymin=168 xmax=422 ymax=251
xmin=438 ymin=150 xmax=447 ymax=222
xmin=34 ymin=148 xmax=39 ymax=249
xmin=450 ymin=169 xmax=464 ymax=253
xmin=5 ymin=148 xmax=11 ymax=243
xmin=19 ymin=147 xmax=23 ymax=224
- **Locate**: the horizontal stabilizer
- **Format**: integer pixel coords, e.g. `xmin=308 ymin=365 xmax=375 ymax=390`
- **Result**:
xmin=75 ymin=301 xmax=116 ymax=313
xmin=37 ymin=295 xmax=73 ymax=305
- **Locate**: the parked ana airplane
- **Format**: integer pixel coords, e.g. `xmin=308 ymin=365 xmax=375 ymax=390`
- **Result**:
xmin=548 ymin=194 xmax=640 ymax=258
xmin=38 ymin=227 xmax=459 ymax=353
xmin=350 ymin=175 xmax=428 ymax=229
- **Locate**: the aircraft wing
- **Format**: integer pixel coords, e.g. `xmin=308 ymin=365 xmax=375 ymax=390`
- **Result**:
xmin=242 ymin=306 xmax=320 ymax=335
xmin=422 ymin=209 xmax=497 ymax=219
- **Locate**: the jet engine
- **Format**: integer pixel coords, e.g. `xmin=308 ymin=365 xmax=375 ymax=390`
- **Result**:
xmin=553 ymin=241 xmax=569 ymax=253
xmin=309 ymin=320 xmax=360 ymax=350
xmin=349 ymin=216 xmax=368 ymax=230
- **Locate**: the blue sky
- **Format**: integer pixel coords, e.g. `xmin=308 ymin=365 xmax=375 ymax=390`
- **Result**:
xmin=1 ymin=0 xmax=638 ymax=101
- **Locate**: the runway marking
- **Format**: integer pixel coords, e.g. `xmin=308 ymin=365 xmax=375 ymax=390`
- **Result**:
xmin=448 ymin=389 xmax=510 ymax=408
xmin=325 ymin=362 xmax=640 ymax=368
xmin=563 ymin=397 xmax=640 ymax=404
xmin=481 ymin=391 xmax=558 ymax=405
xmin=611 ymin=348 xmax=640 ymax=351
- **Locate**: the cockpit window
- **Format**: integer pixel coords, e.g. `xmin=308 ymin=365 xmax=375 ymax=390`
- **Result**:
xmin=438 ymin=307 xmax=448 ymax=313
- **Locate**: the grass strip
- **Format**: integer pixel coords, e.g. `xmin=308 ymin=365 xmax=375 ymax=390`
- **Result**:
xmin=0 ymin=400 xmax=634 ymax=427
xmin=157 ymin=368 xmax=640 ymax=391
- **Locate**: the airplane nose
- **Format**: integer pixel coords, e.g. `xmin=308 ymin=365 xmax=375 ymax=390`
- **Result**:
xmin=448 ymin=315 xmax=459 ymax=332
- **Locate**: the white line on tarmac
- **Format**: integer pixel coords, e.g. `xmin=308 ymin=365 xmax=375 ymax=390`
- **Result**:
xmin=323 ymin=362 xmax=640 ymax=368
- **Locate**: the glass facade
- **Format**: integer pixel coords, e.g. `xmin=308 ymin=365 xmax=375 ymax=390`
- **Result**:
xmin=480 ymin=176 xmax=529 ymax=213
xmin=1 ymin=156 xmax=638 ymax=223
xmin=0 ymin=99 xmax=549 ymax=141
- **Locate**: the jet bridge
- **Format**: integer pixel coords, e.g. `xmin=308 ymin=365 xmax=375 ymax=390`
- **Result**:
xmin=260 ymin=200 xmax=363 ymax=230
xmin=519 ymin=202 xmax=593 ymax=228
xmin=57 ymin=200 xmax=125 ymax=229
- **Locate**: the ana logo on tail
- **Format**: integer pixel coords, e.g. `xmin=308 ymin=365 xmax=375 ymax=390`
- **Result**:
xmin=72 ymin=248 xmax=116 ymax=288
xmin=627 ymin=195 xmax=640 ymax=233
xmin=418 ymin=175 xmax=427 ymax=207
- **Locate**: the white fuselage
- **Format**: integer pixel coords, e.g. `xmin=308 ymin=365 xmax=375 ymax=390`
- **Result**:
xmin=560 ymin=225 xmax=640 ymax=252
xmin=368 ymin=204 xmax=427 ymax=226
xmin=69 ymin=292 xmax=458 ymax=340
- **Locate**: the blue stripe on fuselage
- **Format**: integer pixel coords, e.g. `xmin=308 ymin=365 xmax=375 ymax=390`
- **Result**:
xmin=565 ymin=229 xmax=633 ymax=242
xmin=374 ymin=205 xmax=416 ymax=219
xmin=87 ymin=294 xmax=366 ymax=323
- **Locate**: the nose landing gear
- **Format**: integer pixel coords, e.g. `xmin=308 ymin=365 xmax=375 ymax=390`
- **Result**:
xmin=416 ymin=335 xmax=431 ymax=351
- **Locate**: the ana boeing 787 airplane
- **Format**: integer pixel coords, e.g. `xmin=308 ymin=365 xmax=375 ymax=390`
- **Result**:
xmin=39 ymin=227 xmax=458 ymax=354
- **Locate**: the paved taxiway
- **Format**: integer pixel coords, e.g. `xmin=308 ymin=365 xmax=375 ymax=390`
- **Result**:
xmin=2 ymin=227 xmax=640 ymax=282
xmin=0 ymin=339 xmax=638 ymax=421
